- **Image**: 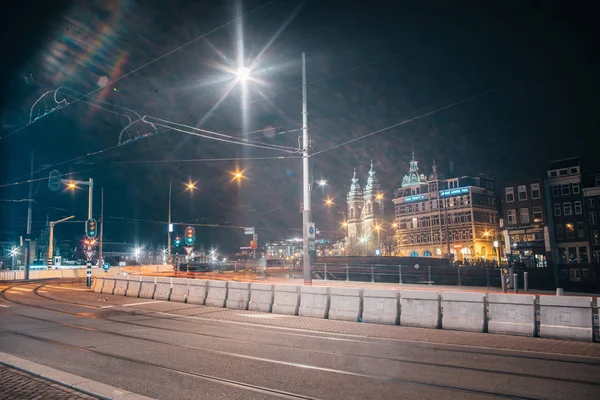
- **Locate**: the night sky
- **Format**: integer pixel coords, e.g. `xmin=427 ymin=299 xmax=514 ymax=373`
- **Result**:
xmin=1 ymin=0 xmax=598 ymax=252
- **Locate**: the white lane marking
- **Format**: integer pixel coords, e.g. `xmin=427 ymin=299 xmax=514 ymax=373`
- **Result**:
xmin=100 ymin=305 xmax=114 ymax=309
xmin=123 ymin=301 xmax=164 ymax=307
xmin=0 ymin=305 xmax=9 ymax=308
xmin=45 ymin=285 xmax=89 ymax=291
xmin=10 ymin=288 xmax=33 ymax=292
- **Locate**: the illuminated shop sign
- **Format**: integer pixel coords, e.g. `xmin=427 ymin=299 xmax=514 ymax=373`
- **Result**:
xmin=404 ymin=195 xmax=425 ymax=202
xmin=439 ymin=187 xmax=469 ymax=197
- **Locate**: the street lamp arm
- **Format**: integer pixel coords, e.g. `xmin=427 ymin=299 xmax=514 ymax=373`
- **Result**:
xmin=54 ymin=215 xmax=75 ymax=224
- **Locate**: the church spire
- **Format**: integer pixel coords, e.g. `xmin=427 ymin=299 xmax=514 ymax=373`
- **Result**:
xmin=402 ymin=151 xmax=427 ymax=187
xmin=365 ymin=160 xmax=381 ymax=194
xmin=347 ymin=168 xmax=363 ymax=199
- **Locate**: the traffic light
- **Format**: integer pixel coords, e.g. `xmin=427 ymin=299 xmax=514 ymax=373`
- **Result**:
xmin=174 ymin=236 xmax=182 ymax=247
xmin=185 ymin=226 xmax=195 ymax=246
xmin=86 ymin=218 xmax=97 ymax=239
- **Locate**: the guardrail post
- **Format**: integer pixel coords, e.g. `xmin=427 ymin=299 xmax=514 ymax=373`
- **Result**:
xmin=457 ymin=266 xmax=461 ymax=286
xmin=524 ymin=271 xmax=528 ymax=292
xmin=346 ymin=264 xmax=349 ymax=282
xmin=371 ymin=265 xmax=375 ymax=283
xmin=399 ymin=264 xmax=403 ymax=284
xmin=324 ymin=263 xmax=328 ymax=281
xmin=513 ymin=273 xmax=518 ymax=293
xmin=428 ymin=265 xmax=432 ymax=285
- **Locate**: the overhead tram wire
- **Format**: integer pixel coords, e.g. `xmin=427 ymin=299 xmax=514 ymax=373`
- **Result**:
xmin=310 ymin=84 xmax=509 ymax=157
xmin=0 ymin=0 xmax=280 ymax=141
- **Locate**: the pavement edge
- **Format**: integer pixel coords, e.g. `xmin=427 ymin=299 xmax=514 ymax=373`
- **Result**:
xmin=0 ymin=351 xmax=154 ymax=400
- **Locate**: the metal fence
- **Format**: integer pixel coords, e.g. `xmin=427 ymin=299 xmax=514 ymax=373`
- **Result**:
xmin=0 ymin=267 xmax=109 ymax=281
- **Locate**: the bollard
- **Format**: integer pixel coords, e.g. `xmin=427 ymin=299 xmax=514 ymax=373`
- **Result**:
xmin=513 ymin=273 xmax=518 ymax=293
xmin=556 ymin=288 xmax=564 ymax=296
xmin=524 ymin=271 xmax=528 ymax=292
xmin=399 ymin=265 xmax=403 ymax=284
xmin=324 ymin=263 xmax=328 ymax=281
xmin=457 ymin=267 xmax=462 ymax=286
xmin=501 ymin=271 xmax=506 ymax=293
xmin=371 ymin=265 xmax=375 ymax=283
xmin=346 ymin=264 xmax=349 ymax=282
xmin=428 ymin=265 xmax=432 ymax=285
xmin=486 ymin=268 xmax=490 ymax=289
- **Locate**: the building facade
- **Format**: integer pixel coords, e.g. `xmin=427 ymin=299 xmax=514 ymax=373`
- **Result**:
xmin=346 ymin=161 xmax=385 ymax=256
xmin=583 ymin=173 xmax=600 ymax=265
xmin=391 ymin=153 xmax=499 ymax=260
xmin=501 ymin=178 xmax=550 ymax=267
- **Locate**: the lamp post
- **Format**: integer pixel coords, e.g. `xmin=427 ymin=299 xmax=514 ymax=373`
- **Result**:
xmin=167 ymin=180 xmax=196 ymax=265
xmin=47 ymin=215 xmax=75 ymax=267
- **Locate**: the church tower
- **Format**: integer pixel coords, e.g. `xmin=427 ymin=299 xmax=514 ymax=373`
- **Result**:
xmin=363 ymin=160 xmax=384 ymax=254
xmin=346 ymin=168 xmax=364 ymax=256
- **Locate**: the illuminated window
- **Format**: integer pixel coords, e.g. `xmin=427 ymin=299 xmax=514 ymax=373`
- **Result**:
xmin=507 ymin=209 xmax=517 ymax=225
xmin=566 ymin=223 xmax=575 ymax=239
xmin=518 ymin=185 xmax=527 ymax=201
xmin=533 ymin=206 xmax=543 ymax=222
xmin=423 ymin=250 xmax=432 ymax=257
xmin=563 ymin=202 xmax=572 ymax=216
xmin=505 ymin=187 xmax=515 ymax=203
xmin=409 ymin=251 xmax=419 ymax=257
xmin=574 ymin=201 xmax=582 ymax=215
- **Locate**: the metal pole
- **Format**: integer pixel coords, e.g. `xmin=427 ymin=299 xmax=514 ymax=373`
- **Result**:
xmin=301 ymin=52 xmax=312 ymax=285
xmin=168 ymin=180 xmax=172 ymax=264
xmin=345 ymin=263 xmax=349 ymax=281
xmin=501 ymin=269 xmax=507 ymax=293
xmin=48 ymin=222 xmax=54 ymax=267
xmin=371 ymin=265 xmax=375 ymax=283
xmin=88 ymin=178 xmax=93 ymax=220
xmin=457 ymin=266 xmax=461 ymax=286
xmin=524 ymin=271 xmax=529 ymax=292
xmin=99 ymin=187 xmax=104 ymax=267
xmin=428 ymin=265 xmax=432 ymax=285
xmin=399 ymin=264 xmax=403 ymax=284
xmin=26 ymin=151 xmax=34 ymax=236
xmin=324 ymin=263 xmax=328 ymax=281
xmin=24 ymin=242 xmax=30 ymax=280
xmin=513 ymin=273 xmax=518 ymax=293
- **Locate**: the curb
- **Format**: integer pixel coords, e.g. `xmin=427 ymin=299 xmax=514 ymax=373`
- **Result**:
xmin=0 ymin=351 xmax=153 ymax=400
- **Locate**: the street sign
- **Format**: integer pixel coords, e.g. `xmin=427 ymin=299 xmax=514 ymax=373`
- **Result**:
xmin=48 ymin=170 xmax=61 ymax=192
xmin=84 ymin=249 xmax=96 ymax=260
xmin=184 ymin=246 xmax=194 ymax=256
xmin=307 ymin=223 xmax=316 ymax=239
xmin=244 ymin=227 xmax=254 ymax=235
xmin=85 ymin=218 xmax=97 ymax=239
xmin=184 ymin=226 xmax=195 ymax=246
xmin=102 ymin=262 xmax=111 ymax=271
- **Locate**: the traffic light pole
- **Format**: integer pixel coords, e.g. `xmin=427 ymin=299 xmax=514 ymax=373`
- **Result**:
xmin=47 ymin=216 xmax=75 ymax=267
xmin=168 ymin=180 xmax=172 ymax=264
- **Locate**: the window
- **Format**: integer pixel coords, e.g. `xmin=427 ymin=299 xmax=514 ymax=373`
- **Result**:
xmin=552 ymin=186 xmax=560 ymax=197
xmin=520 ymin=208 xmax=530 ymax=224
xmin=507 ymin=209 xmax=517 ymax=225
xmin=594 ymin=230 xmax=600 ymax=245
xmin=569 ymin=269 xmax=581 ymax=281
xmin=554 ymin=204 xmax=561 ymax=217
xmin=561 ymin=184 xmax=570 ymax=196
xmin=594 ymin=250 xmax=600 ymax=264
xmin=574 ymin=201 xmax=582 ymax=215
xmin=577 ymin=222 xmax=585 ymax=239
xmin=556 ymin=224 xmax=565 ymax=240
xmin=518 ymin=185 xmax=527 ymax=201
xmin=570 ymin=167 xmax=579 ymax=175
xmin=533 ymin=206 xmax=543 ymax=222
xmin=568 ymin=247 xmax=577 ymax=263
xmin=531 ymin=183 xmax=541 ymax=199
xmin=563 ymin=202 xmax=572 ymax=216
xmin=550 ymin=170 xmax=558 ymax=177
xmin=566 ymin=223 xmax=575 ymax=239
xmin=579 ymin=247 xmax=588 ymax=263
xmin=505 ymin=187 xmax=514 ymax=203
xmin=559 ymin=169 xmax=568 ymax=176
xmin=590 ymin=212 xmax=598 ymax=225
xmin=558 ymin=247 xmax=567 ymax=263
xmin=572 ymin=182 xmax=580 ymax=194
xmin=588 ymin=199 xmax=595 ymax=208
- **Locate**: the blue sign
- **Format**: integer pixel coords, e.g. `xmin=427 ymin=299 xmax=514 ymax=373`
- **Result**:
xmin=404 ymin=195 xmax=425 ymax=202
xmin=102 ymin=262 xmax=111 ymax=271
xmin=439 ymin=187 xmax=469 ymax=197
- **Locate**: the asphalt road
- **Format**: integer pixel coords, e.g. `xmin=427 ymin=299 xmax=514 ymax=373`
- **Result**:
xmin=1 ymin=281 xmax=599 ymax=400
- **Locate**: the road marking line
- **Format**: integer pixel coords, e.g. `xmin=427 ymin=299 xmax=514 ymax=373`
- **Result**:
xmin=45 ymin=285 xmax=89 ymax=291
xmin=0 ymin=305 xmax=9 ymax=308
xmin=9 ymin=288 xmax=32 ymax=292
xmin=100 ymin=305 xmax=114 ymax=309
xmin=123 ymin=301 xmax=164 ymax=307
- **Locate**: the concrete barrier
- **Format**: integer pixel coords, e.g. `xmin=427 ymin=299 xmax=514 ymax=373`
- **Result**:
xmin=125 ymin=277 xmax=141 ymax=297
xmin=488 ymin=293 xmax=536 ymax=336
xmin=138 ymin=277 xmax=156 ymax=299
xmin=441 ymin=292 xmax=486 ymax=332
xmin=154 ymin=277 xmax=172 ymax=301
xmin=100 ymin=276 xmax=116 ymax=295
xmin=539 ymin=295 xmax=593 ymax=341
xmin=170 ymin=278 xmax=189 ymax=303
xmin=362 ymin=289 xmax=399 ymax=325
xmin=226 ymin=282 xmax=250 ymax=310
xmin=248 ymin=283 xmax=274 ymax=313
xmin=92 ymin=277 xmax=103 ymax=293
xmin=113 ymin=277 xmax=129 ymax=296
xmin=329 ymin=288 xmax=362 ymax=322
xmin=400 ymin=290 xmax=440 ymax=328
xmin=205 ymin=280 xmax=228 ymax=308
xmin=187 ymin=280 xmax=207 ymax=305
xmin=272 ymin=285 xmax=300 ymax=315
xmin=299 ymin=286 xmax=330 ymax=319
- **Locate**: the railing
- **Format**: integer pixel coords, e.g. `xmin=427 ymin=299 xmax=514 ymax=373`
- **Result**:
xmin=0 ymin=267 xmax=111 ymax=281
xmin=310 ymin=263 xmax=503 ymax=288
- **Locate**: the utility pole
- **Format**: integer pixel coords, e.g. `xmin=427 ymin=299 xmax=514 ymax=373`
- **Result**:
xmin=47 ymin=216 xmax=75 ymax=267
xmin=99 ymin=187 xmax=104 ymax=267
xmin=301 ymin=52 xmax=312 ymax=285
xmin=25 ymin=151 xmax=34 ymax=279
xmin=88 ymin=178 xmax=94 ymax=219
xmin=168 ymin=180 xmax=172 ymax=264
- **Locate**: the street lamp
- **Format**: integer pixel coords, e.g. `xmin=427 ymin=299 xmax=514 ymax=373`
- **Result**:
xmin=47 ymin=215 xmax=75 ymax=267
xmin=167 ymin=179 xmax=196 ymax=264
xmin=324 ymin=198 xmax=334 ymax=206
xmin=237 ymin=67 xmax=250 ymax=82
